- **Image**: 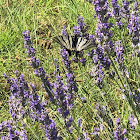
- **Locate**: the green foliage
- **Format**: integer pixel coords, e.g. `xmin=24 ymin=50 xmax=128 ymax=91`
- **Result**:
xmin=0 ymin=0 xmax=139 ymax=139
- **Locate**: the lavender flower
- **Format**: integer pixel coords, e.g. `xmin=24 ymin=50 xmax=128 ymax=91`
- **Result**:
xmin=74 ymin=25 xmax=81 ymax=36
xmin=89 ymin=64 xmax=104 ymax=89
xmin=80 ymin=58 xmax=86 ymax=66
xmin=127 ymin=1 xmax=139 ymax=47
xmin=0 ymin=120 xmax=28 ymax=140
xmin=22 ymin=31 xmax=35 ymax=57
xmin=66 ymin=72 xmax=78 ymax=107
xmin=111 ymin=0 xmax=123 ymax=29
xmin=65 ymin=116 xmax=73 ymax=129
xmin=60 ymin=49 xmax=78 ymax=108
xmin=87 ymin=49 xmax=94 ymax=58
xmin=111 ymin=0 xmax=120 ymax=17
xmin=95 ymin=45 xmax=111 ymax=70
xmin=62 ymin=26 xmax=67 ymax=36
xmin=29 ymin=56 xmax=40 ymax=69
xmin=23 ymin=31 xmax=54 ymax=101
xmin=114 ymin=118 xmax=127 ymax=140
xmin=120 ymin=0 xmax=130 ymax=22
xmin=3 ymin=70 xmax=62 ymax=139
xmin=114 ymin=40 xmax=129 ymax=77
xmin=114 ymin=40 xmax=124 ymax=69
xmin=77 ymin=118 xmax=82 ymax=128
xmin=93 ymin=0 xmax=114 ymax=51
xmin=88 ymin=0 xmax=113 ymax=89
xmin=29 ymin=91 xmax=62 ymax=139
xmin=128 ymin=114 xmax=138 ymax=133
xmin=74 ymin=16 xmax=88 ymax=37
xmin=53 ymin=60 xmax=70 ymax=118
xmin=61 ymin=49 xmax=72 ymax=73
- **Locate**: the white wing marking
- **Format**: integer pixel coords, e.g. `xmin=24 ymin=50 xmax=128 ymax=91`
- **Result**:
xmin=76 ymin=37 xmax=95 ymax=51
xmin=54 ymin=35 xmax=73 ymax=50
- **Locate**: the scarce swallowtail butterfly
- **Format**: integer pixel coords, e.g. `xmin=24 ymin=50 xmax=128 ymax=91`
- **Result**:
xmin=54 ymin=35 xmax=95 ymax=56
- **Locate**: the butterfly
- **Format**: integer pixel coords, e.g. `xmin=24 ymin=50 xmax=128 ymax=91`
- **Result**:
xmin=54 ymin=35 xmax=96 ymax=57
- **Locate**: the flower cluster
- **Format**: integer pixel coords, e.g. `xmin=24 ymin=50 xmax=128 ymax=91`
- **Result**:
xmin=128 ymin=114 xmax=138 ymax=133
xmin=114 ymin=40 xmax=129 ymax=78
xmin=23 ymin=31 xmax=54 ymax=101
xmin=22 ymin=31 xmax=35 ymax=57
xmin=77 ymin=118 xmax=90 ymax=140
xmin=114 ymin=40 xmax=124 ymax=69
xmin=89 ymin=44 xmax=111 ymax=89
xmin=53 ymin=60 xmax=74 ymax=129
xmin=94 ymin=45 xmax=111 ymax=70
xmin=120 ymin=0 xmax=130 ymax=23
xmin=74 ymin=16 xmax=88 ymax=37
xmin=127 ymin=1 xmax=140 ymax=47
xmin=129 ymin=89 xmax=140 ymax=111
xmin=3 ymin=71 xmax=62 ymax=139
xmin=62 ymin=25 xmax=67 ymax=36
xmin=88 ymin=0 xmax=114 ymax=88
xmin=5 ymin=72 xmax=30 ymax=121
xmin=89 ymin=64 xmax=104 ymax=89
xmin=111 ymin=0 xmax=123 ymax=29
xmin=54 ymin=60 xmax=69 ymax=116
xmin=0 ymin=121 xmax=28 ymax=140
xmin=114 ymin=118 xmax=127 ymax=140
xmin=80 ymin=58 xmax=86 ymax=66
xmin=29 ymin=87 xmax=62 ymax=140
xmin=60 ymin=49 xmax=78 ymax=108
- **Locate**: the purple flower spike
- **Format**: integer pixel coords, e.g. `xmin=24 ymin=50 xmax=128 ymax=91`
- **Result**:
xmin=62 ymin=26 xmax=67 ymax=36
xmin=74 ymin=16 xmax=88 ymax=37
xmin=80 ymin=58 xmax=86 ymax=66
xmin=114 ymin=118 xmax=127 ymax=140
xmin=23 ymin=31 xmax=35 ymax=57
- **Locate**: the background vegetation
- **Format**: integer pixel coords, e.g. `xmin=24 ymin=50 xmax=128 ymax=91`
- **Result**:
xmin=0 ymin=0 xmax=139 ymax=139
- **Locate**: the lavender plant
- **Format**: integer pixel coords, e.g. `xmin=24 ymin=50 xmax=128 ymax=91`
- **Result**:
xmin=88 ymin=0 xmax=113 ymax=89
xmin=23 ymin=31 xmax=54 ymax=101
xmin=0 ymin=120 xmax=28 ymax=140
xmin=2 ymin=71 xmax=62 ymax=139
xmin=127 ymin=1 xmax=140 ymax=50
xmin=114 ymin=118 xmax=127 ymax=140
xmin=73 ymin=16 xmax=88 ymax=38
xmin=111 ymin=0 xmax=123 ymax=29
xmin=60 ymin=49 xmax=78 ymax=108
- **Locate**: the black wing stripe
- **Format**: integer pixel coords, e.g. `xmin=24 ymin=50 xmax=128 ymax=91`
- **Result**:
xmin=76 ymin=37 xmax=87 ymax=51
xmin=72 ymin=35 xmax=78 ymax=49
xmin=67 ymin=35 xmax=72 ymax=50
xmin=63 ymin=35 xmax=72 ymax=50
xmin=54 ymin=36 xmax=65 ymax=47
xmin=61 ymin=36 xmax=68 ymax=48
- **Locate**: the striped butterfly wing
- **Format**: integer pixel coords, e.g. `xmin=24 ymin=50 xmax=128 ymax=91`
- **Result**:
xmin=54 ymin=35 xmax=73 ymax=50
xmin=72 ymin=35 xmax=79 ymax=50
xmin=76 ymin=37 xmax=95 ymax=51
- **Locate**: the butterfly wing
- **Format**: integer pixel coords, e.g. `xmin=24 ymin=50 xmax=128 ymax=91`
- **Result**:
xmin=72 ymin=35 xmax=78 ymax=50
xmin=76 ymin=37 xmax=95 ymax=51
xmin=54 ymin=35 xmax=73 ymax=50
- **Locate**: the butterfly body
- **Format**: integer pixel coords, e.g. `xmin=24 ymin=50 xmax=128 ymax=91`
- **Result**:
xmin=54 ymin=35 xmax=95 ymax=56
